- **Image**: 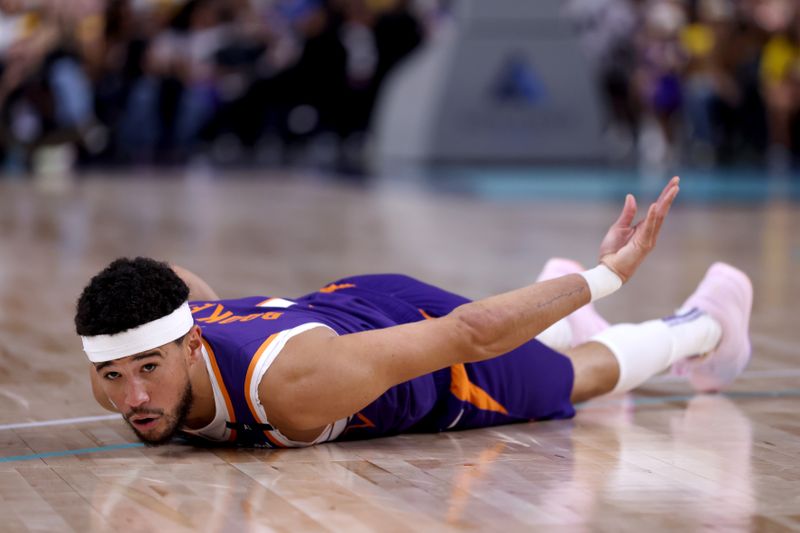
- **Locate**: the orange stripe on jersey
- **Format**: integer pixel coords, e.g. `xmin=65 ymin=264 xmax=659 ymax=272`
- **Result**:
xmin=255 ymin=298 xmax=273 ymax=307
xmin=244 ymin=333 xmax=287 ymax=448
xmin=418 ymin=309 xmax=507 ymax=415
xmin=342 ymin=412 xmax=376 ymax=435
xmin=354 ymin=412 xmax=375 ymax=428
xmin=200 ymin=337 xmax=237 ymax=442
xmin=319 ymin=282 xmax=355 ymax=293
xmin=450 ymin=364 xmax=509 ymax=415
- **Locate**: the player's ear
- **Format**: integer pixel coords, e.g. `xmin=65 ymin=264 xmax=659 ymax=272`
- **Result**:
xmin=185 ymin=325 xmax=203 ymax=364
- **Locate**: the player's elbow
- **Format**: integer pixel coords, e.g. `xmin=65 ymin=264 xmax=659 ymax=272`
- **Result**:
xmin=449 ymin=303 xmax=507 ymax=360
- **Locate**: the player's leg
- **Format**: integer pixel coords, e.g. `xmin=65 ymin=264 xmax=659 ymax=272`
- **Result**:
xmin=562 ymin=341 xmax=620 ymax=403
xmin=566 ymin=262 xmax=753 ymax=402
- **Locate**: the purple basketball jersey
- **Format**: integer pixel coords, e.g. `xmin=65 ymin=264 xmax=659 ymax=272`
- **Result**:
xmin=184 ymin=274 xmax=576 ymax=448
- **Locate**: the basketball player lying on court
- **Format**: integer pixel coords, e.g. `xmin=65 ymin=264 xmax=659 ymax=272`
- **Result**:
xmin=76 ymin=177 xmax=753 ymax=448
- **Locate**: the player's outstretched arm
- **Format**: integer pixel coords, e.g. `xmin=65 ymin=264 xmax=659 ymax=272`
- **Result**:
xmin=262 ymin=179 xmax=680 ymax=433
xmin=170 ymin=264 xmax=220 ymax=301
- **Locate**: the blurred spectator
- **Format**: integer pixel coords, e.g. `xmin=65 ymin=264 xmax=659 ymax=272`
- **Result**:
xmin=687 ymin=0 xmax=768 ymax=164
xmin=0 ymin=0 xmax=425 ymax=171
xmin=634 ymin=1 xmax=688 ymax=167
xmin=680 ymin=0 xmax=740 ymax=163
xmin=0 ymin=0 xmax=102 ymax=172
xmin=565 ymin=0 xmax=797 ymax=170
xmin=4 ymin=0 xmax=800 ymax=172
xmin=565 ymin=0 xmax=640 ymax=156
xmin=756 ymin=0 xmax=799 ymax=171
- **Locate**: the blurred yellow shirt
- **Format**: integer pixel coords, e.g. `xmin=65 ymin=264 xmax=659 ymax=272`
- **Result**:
xmin=761 ymin=35 xmax=800 ymax=84
xmin=681 ymin=23 xmax=714 ymax=59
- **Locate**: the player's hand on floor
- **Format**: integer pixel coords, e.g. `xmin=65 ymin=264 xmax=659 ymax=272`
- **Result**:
xmin=598 ymin=176 xmax=680 ymax=283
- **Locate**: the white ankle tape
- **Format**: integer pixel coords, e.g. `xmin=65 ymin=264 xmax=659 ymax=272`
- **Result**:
xmin=579 ymin=264 xmax=623 ymax=302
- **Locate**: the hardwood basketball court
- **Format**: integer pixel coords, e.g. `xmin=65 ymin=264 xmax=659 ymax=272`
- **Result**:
xmin=0 ymin=170 xmax=798 ymax=531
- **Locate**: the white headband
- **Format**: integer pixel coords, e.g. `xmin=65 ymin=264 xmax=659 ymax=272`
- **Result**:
xmin=81 ymin=302 xmax=194 ymax=363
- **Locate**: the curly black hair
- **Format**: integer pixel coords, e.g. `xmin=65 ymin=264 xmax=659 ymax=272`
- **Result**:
xmin=75 ymin=257 xmax=190 ymax=337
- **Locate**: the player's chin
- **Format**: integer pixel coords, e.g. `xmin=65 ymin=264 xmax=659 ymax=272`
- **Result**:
xmin=130 ymin=416 xmax=179 ymax=446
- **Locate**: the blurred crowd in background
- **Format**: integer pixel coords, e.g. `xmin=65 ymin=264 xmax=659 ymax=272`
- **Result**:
xmin=569 ymin=0 xmax=800 ymax=172
xmin=2 ymin=0 xmax=800 ymax=174
xmin=0 ymin=0 xmax=432 ymax=173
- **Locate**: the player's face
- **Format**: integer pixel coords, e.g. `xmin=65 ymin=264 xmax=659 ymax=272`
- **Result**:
xmin=94 ymin=340 xmax=194 ymax=445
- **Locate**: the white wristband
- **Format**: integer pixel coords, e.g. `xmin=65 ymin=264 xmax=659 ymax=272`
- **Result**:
xmin=579 ymin=264 xmax=623 ymax=302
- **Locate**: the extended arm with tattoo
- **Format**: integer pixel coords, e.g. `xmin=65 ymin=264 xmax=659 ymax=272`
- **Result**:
xmin=263 ymin=179 xmax=681 ymax=432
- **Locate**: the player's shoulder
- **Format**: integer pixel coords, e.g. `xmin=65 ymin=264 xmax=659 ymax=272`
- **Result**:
xmin=191 ymin=296 xmax=334 ymax=352
xmin=190 ymin=296 xmax=294 ymax=322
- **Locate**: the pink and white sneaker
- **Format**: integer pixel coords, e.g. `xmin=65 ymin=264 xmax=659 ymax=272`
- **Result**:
xmin=536 ymin=258 xmax=610 ymax=346
xmin=671 ymin=262 xmax=753 ymax=392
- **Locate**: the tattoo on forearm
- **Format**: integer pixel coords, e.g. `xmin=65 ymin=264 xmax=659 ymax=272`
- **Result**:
xmin=534 ymin=285 xmax=586 ymax=310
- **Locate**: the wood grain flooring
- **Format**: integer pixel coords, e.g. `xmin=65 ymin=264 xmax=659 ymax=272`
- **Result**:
xmin=0 ymin=170 xmax=798 ymax=531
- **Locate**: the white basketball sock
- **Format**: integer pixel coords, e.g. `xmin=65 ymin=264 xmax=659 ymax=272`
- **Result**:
xmin=591 ymin=309 xmax=722 ymax=394
xmin=662 ymin=307 xmax=722 ymax=363
xmin=536 ymin=318 xmax=573 ymax=352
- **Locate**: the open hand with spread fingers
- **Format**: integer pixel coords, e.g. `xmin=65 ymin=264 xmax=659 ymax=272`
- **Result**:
xmin=598 ymin=176 xmax=680 ymax=283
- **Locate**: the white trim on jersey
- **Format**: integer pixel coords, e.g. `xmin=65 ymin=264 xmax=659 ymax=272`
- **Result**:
xmin=247 ymin=322 xmax=348 ymax=447
xmin=255 ymin=298 xmax=296 ymax=308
